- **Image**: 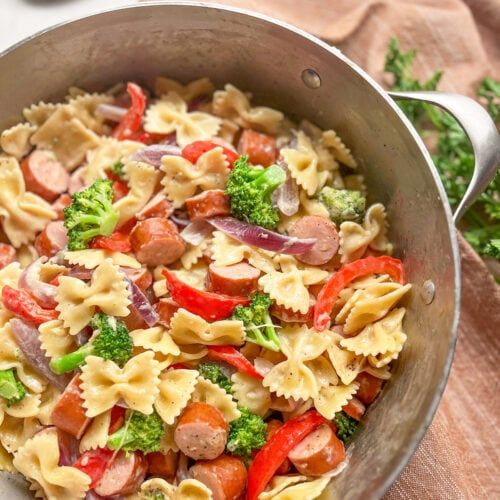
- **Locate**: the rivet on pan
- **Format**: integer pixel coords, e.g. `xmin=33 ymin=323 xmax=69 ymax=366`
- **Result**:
xmin=302 ymin=69 xmax=321 ymax=89
xmin=421 ymin=280 xmax=435 ymax=305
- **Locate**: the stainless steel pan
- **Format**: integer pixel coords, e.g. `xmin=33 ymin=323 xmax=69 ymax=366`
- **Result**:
xmin=0 ymin=3 xmax=498 ymax=498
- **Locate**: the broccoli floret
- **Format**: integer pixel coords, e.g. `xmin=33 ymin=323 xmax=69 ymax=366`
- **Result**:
xmin=198 ymin=362 xmax=233 ymax=394
xmin=318 ymin=187 xmax=366 ymax=225
xmin=0 ymin=369 xmax=27 ymax=406
xmin=63 ymin=179 xmax=119 ymax=250
xmin=109 ymin=160 xmax=125 ymax=179
xmin=225 ymin=156 xmax=285 ymax=229
xmin=143 ymin=493 xmax=164 ymax=500
xmin=231 ymin=292 xmax=281 ymax=352
xmin=107 ymin=409 xmax=164 ymax=454
xmin=227 ymin=407 xmax=267 ymax=458
xmin=50 ymin=313 xmax=133 ymax=374
xmin=334 ymin=411 xmax=360 ymax=444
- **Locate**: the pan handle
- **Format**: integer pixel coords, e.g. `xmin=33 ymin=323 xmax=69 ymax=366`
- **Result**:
xmin=389 ymin=91 xmax=500 ymax=223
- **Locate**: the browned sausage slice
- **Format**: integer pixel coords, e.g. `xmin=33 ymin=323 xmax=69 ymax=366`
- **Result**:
xmin=68 ymin=166 xmax=86 ymax=195
xmin=146 ymin=450 xmax=178 ymax=481
xmin=206 ymin=263 xmax=260 ymax=297
xmin=34 ymin=221 xmax=68 ymax=257
xmin=94 ymin=451 xmax=147 ymax=497
xmin=238 ymin=129 xmax=277 ymax=167
xmin=185 ymin=189 xmax=231 ymax=221
xmin=189 ymin=454 xmax=247 ymax=500
xmin=288 ymin=423 xmax=345 ymax=476
xmin=52 ymin=194 xmax=72 ymax=220
xmin=137 ymin=192 xmax=173 ymax=221
xmin=174 ymin=402 xmax=228 ymax=460
xmin=270 ymin=298 xmax=315 ymax=324
xmin=154 ymin=298 xmax=179 ymax=327
xmin=288 ymin=215 xmax=339 ymax=266
xmin=21 ymin=149 xmax=70 ymax=202
xmin=130 ymin=218 xmax=186 ymax=266
xmin=0 ymin=243 xmax=16 ymax=269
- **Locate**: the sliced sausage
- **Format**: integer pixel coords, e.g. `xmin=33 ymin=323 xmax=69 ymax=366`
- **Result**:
xmin=288 ymin=423 xmax=345 ymax=476
xmin=50 ymin=375 xmax=90 ymax=439
xmin=122 ymin=267 xmax=153 ymax=292
xmin=34 ymin=221 xmax=68 ymax=257
xmin=342 ymin=396 xmax=366 ymax=421
xmin=0 ymin=243 xmax=16 ymax=269
xmin=154 ymin=298 xmax=179 ymax=327
xmin=68 ymin=166 xmax=86 ymax=194
xmin=94 ymin=451 xmax=147 ymax=497
xmin=270 ymin=298 xmax=315 ymax=323
xmin=185 ymin=190 xmax=230 ymax=221
xmin=288 ymin=215 xmax=339 ymax=266
xmin=137 ymin=192 xmax=173 ymax=221
xmin=189 ymin=454 xmax=247 ymax=500
xmin=146 ymin=450 xmax=178 ymax=481
xmin=174 ymin=402 xmax=228 ymax=460
xmin=206 ymin=263 xmax=260 ymax=297
xmin=238 ymin=129 xmax=277 ymax=167
xmin=266 ymin=420 xmax=291 ymax=475
xmin=52 ymin=194 xmax=72 ymax=220
xmin=355 ymin=373 xmax=383 ymax=404
xmin=21 ymin=149 xmax=70 ymax=202
xmin=130 ymin=218 xmax=186 ymax=266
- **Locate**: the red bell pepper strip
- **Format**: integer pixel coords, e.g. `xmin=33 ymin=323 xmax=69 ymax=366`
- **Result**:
xmin=111 ymin=180 xmax=129 ymax=202
xmin=108 ymin=406 xmax=126 ymax=434
xmin=207 ymin=346 xmax=263 ymax=380
xmin=246 ymin=410 xmax=327 ymax=500
xmin=313 ymin=256 xmax=405 ymax=331
xmin=162 ymin=269 xmax=249 ymax=321
xmin=91 ymin=231 xmax=132 ymax=253
xmin=73 ymin=447 xmax=115 ymax=488
xmin=170 ymin=363 xmax=189 ymax=370
xmin=134 ymin=130 xmax=173 ymax=145
xmin=112 ymin=82 xmax=146 ymax=140
xmin=182 ymin=140 xmax=239 ymax=169
xmin=1 ymin=285 xmax=58 ymax=325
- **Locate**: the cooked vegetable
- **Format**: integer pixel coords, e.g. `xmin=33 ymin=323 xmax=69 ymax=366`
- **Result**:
xmin=107 ymin=409 xmax=164 ymax=454
xmin=227 ymin=407 xmax=267 ymax=458
xmin=182 ymin=140 xmax=239 ymax=169
xmin=112 ymin=82 xmax=146 ymax=140
xmin=50 ymin=313 xmax=133 ymax=374
xmin=198 ymin=362 xmax=233 ymax=394
xmin=231 ymin=292 xmax=281 ymax=352
xmin=334 ymin=411 xmax=360 ymax=444
xmin=207 ymin=346 xmax=263 ymax=380
xmin=318 ymin=186 xmax=366 ymax=225
xmin=0 ymin=368 xmax=27 ymax=406
xmin=225 ymin=155 xmax=286 ymax=229
xmin=109 ymin=160 xmax=125 ymax=179
xmin=2 ymin=285 xmax=58 ymax=325
xmin=63 ymin=179 xmax=119 ymax=251
xmin=72 ymin=448 xmax=114 ymax=488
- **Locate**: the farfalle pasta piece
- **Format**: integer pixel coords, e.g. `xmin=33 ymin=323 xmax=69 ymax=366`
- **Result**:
xmin=12 ymin=428 xmax=91 ymax=500
xmin=154 ymin=369 xmax=198 ymax=425
xmin=30 ymin=106 xmax=99 ymax=170
xmin=322 ymin=129 xmax=358 ymax=168
xmin=326 ymin=330 xmax=365 ymax=385
xmin=22 ymin=101 xmax=60 ymax=126
xmin=258 ymin=475 xmax=309 ymax=500
xmin=82 ymin=136 xmax=143 ymax=184
xmin=37 ymin=385 xmax=61 ymax=426
xmin=64 ymin=249 xmax=141 ymax=270
xmin=0 ymin=157 xmax=56 ymax=248
xmin=341 ymin=308 xmax=407 ymax=357
xmin=66 ymin=92 xmax=114 ymax=134
xmin=131 ymin=325 xmax=180 ymax=368
xmin=0 ymin=415 xmax=41 ymax=454
xmin=258 ymin=256 xmax=327 ymax=314
xmin=0 ymin=393 xmax=41 ymax=428
xmin=314 ymin=382 xmax=359 ymax=419
xmin=39 ymin=320 xmax=76 ymax=359
xmin=263 ymin=325 xmax=331 ymax=401
xmin=339 ymin=203 xmax=393 ymax=263
xmin=159 ymin=423 xmax=179 ymax=454
xmin=0 ymin=263 xmax=22 ymax=327
xmin=343 ymin=174 xmax=367 ymax=195
xmin=138 ymin=477 xmax=212 ymax=500
xmin=212 ymin=84 xmax=284 ymax=134
xmin=154 ymin=76 xmax=215 ymax=101
xmin=191 ymin=376 xmax=241 ymax=422
xmin=169 ymin=308 xmax=245 ymax=346
xmin=231 ymin=372 xmax=271 ymax=417
xmin=181 ymin=237 xmax=211 ymax=270
xmin=0 ymin=123 xmax=36 ymax=158
xmin=79 ymin=409 xmax=111 ymax=453
xmin=56 ymin=259 xmax=131 ymax=334
xmin=211 ymin=231 xmax=276 ymax=273
xmin=80 ymin=351 xmax=161 ymax=417
xmin=172 ymin=262 xmax=209 ymax=291
xmin=161 ymin=148 xmax=229 ymax=207
xmin=278 ymin=189 xmax=329 ymax=232
xmin=145 ymin=91 xmax=221 ymax=147
xmin=364 ymin=362 xmax=392 ymax=379
xmin=260 ymin=476 xmax=330 ymax=500
xmin=113 ymin=161 xmax=160 ymax=226
xmin=172 ymin=345 xmax=208 ymax=365
xmin=0 ymin=442 xmax=14 ymax=473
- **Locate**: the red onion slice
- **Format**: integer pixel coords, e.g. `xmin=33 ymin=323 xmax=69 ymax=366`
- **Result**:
xmin=125 ymin=278 xmax=159 ymax=327
xmin=10 ymin=318 xmax=72 ymax=391
xmin=207 ymin=216 xmax=316 ymax=254
xmin=180 ymin=220 xmax=214 ymax=245
xmin=18 ymin=257 xmax=58 ymax=309
xmin=130 ymin=144 xmax=181 ymax=167
xmin=272 ymin=160 xmax=300 ymax=216
xmin=95 ymin=103 xmax=127 ymax=122
xmin=170 ymin=213 xmax=190 ymax=228
xmin=57 ymin=428 xmax=80 ymax=466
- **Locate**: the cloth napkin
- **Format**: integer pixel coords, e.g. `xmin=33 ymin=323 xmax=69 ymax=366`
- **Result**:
xmin=187 ymin=1 xmax=500 ymax=497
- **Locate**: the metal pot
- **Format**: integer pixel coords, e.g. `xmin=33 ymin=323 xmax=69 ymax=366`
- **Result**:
xmin=0 ymin=3 xmax=498 ymax=499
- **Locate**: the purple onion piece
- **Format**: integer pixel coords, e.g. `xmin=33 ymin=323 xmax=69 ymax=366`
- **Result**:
xmin=207 ymin=216 xmax=316 ymax=254
xmin=67 ymin=266 xmax=93 ymax=280
xmin=57 ymin=428 xmax=80 ymax=466
xmin=125 ymin=278 xmax=159 ymax=327
xmin=272 ymin=159 xmax=300 ymax=217
xmin=18 ymin=257 xmax=58 ymax=309
xmin=170 ymin=213 xmax=191 ymax=228
xmin=10 ymin=318 xmax=72 ymax=391
xmin=130 ymin=144 xmax=182 ymax=167
xmin=180 ymin=220 xmax=214 ymax=245
xmin=95 ymin=103 xmax=127 ymax=122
